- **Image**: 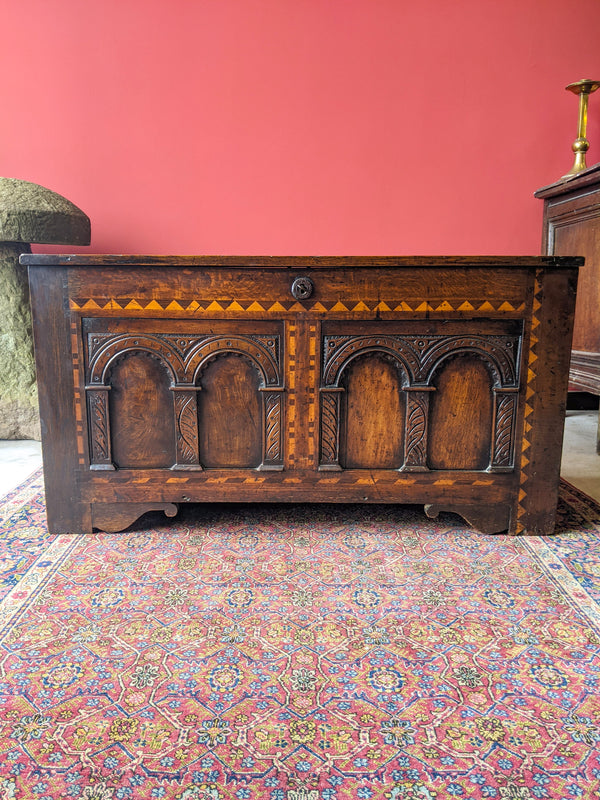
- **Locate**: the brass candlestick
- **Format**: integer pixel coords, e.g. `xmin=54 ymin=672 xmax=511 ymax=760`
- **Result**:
xmin=563 ymin=78 xmax=600 ymax=177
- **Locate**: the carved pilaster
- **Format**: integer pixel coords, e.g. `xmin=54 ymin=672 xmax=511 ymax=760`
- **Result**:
xmin=171 ymin=387 xmax=202 ymax=470
xmin=86 ymin=386 xmax=115 ymax=470
xmin=259 ymin=388 xmax=284 ymax=470
xmin=490 ymin=389 xmax=518 ymax=470
xmin=403 ymin=388 xmax=434 ymax=471
xmin=319 ymin=388 xmax=343 ymax=470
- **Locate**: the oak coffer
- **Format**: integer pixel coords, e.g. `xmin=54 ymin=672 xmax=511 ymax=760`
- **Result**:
xmin=21 ymin=255 xmax=581 ymax=536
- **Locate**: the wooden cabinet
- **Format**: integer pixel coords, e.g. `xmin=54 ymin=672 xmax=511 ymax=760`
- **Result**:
xmin=536 ymin=164 xmax=600 ymax=447
xmin=22 ymin=255 xmax=580 ymax=536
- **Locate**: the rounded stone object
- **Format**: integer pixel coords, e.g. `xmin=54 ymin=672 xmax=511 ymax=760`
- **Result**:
xmin=0 ymin=177 xmax=90 ymax=244
xmin=0 ymin=177 xmax=90 ymax=439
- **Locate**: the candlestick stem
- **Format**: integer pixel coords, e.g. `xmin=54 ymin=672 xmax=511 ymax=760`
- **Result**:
xmin=563 ymin=78 xmax=600 ymax=178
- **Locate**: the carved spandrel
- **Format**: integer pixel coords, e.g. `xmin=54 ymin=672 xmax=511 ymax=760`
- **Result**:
xmin=425 ymin=503 xmax=510 ymax=534
xmin=250 ymin=335 xmax=280 ymax=363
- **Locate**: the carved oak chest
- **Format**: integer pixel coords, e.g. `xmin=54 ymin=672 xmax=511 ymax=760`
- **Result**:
xmin=21 ymin=255 xmax=580 ymax=535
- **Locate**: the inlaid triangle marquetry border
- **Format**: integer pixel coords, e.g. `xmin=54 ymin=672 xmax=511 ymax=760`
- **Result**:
xmin=514 ymin=270 xmax=542 ymax=534
xmin=69 ymin=298 xmax=527 ymax=314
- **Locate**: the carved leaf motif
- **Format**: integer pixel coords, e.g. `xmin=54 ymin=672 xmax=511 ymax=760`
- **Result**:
xmin=175 ymin=394 xmax=198 ymax=463
xmin=493 ymin=394 xmax=515 ymax=467
xmin=405 ymin=396 xmax=427 ymax=466
xmin=320 ymin=393 xmax=339 ymax=464
xmin=90 ymin=393 xmax=110 ymax=461
xmin=264 ymin=393 xmax=282 ymax=461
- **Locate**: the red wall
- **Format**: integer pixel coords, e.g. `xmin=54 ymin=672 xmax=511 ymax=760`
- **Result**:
xmin=1 ymin=0 xmax=599 ymax=255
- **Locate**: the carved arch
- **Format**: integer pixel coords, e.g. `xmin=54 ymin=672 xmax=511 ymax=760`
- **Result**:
xmin=323 ymin=336 xmax=418 ymax=387
xmin=195 ymin=350 xmax=284 ymax=471
xmin=420 ymin=336 xmax=519 ymax=387
xmin=320 ymin=341 xmax=411 ymax=470
xmin=190 ymin=337 xmax=280 ymax=387
xmin=88 ymin=334 xmax=182 ymax=384
xmin=322 ymin=333 xmax=519 ymax=390
xmin=87 ymin=333 xmax=283 ymax=387
xmin=427 ymin=355 xmax=494 ymax=471
xmin=105 ymin=350 xmax=177 ymax=470
xmin=191 ymin=340 xmax=284 ymax=469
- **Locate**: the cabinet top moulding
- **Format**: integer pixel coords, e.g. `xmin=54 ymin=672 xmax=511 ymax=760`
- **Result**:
xmin=20 ymin=254 xmax=584 ymax=270
xmin=535 ymin=161 xmax=600 ymax=200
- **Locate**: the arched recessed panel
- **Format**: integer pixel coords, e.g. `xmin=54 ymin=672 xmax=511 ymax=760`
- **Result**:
xmin=427 ymin=355 xmax=493 ymax=470
xmin=199 ymin=355 xmax=262 ymax=468
xmin=109 ymin=353 xmax=176 ymax=469
xmin=340 ymin=355 xmax=405 ymax=469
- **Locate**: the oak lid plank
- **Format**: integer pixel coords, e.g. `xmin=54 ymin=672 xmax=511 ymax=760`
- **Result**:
xmin=20 ymin=254 xmax=584 ymax=270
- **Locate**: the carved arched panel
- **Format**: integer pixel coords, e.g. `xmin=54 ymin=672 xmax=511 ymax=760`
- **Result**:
xmin=339 ymin=354 xmax=406 ymax=469
xmin=88 ymin=334 xmax=182 ymax=384
xmin=323 ymin=336 xmax=418 ymax=386
xmin=322 ymin=333 xmax=519 ymax=389
xmin=190 ymin=336 xmax=280 ymax=386
xmin=427 ymin=355 xmax=494 ymax=470
xmin=108 ymin=352 xmax=177 ymax=469
xmin=198 ymin=354 xmax=263 ymax=468
xmin=87 ymin=333 xmax=282 ymax=386
xmin=419 ymin=335 xmax=519 ymax=386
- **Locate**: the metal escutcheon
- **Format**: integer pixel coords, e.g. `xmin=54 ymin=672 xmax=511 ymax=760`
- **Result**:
xmin=291 ymin=276 xmax=314 ymax=300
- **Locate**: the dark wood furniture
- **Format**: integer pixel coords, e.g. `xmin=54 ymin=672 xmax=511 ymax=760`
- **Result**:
xmin=536 ymin=163 xmax=600 ymax=450
xmin=22 ymin=254 xmax=580 ymax=536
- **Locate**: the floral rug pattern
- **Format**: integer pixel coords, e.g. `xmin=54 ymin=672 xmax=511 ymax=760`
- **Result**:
xmin=0 ymin=474 xmax=600 ymax=799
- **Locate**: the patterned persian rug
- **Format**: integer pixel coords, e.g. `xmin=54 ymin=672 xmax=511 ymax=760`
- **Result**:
xmin=1 ymin=473 xmax=600 ymax=800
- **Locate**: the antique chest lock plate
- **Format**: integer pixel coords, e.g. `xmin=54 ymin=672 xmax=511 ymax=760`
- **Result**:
xmin=290 ymin=276 xmax=314 ymax=300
